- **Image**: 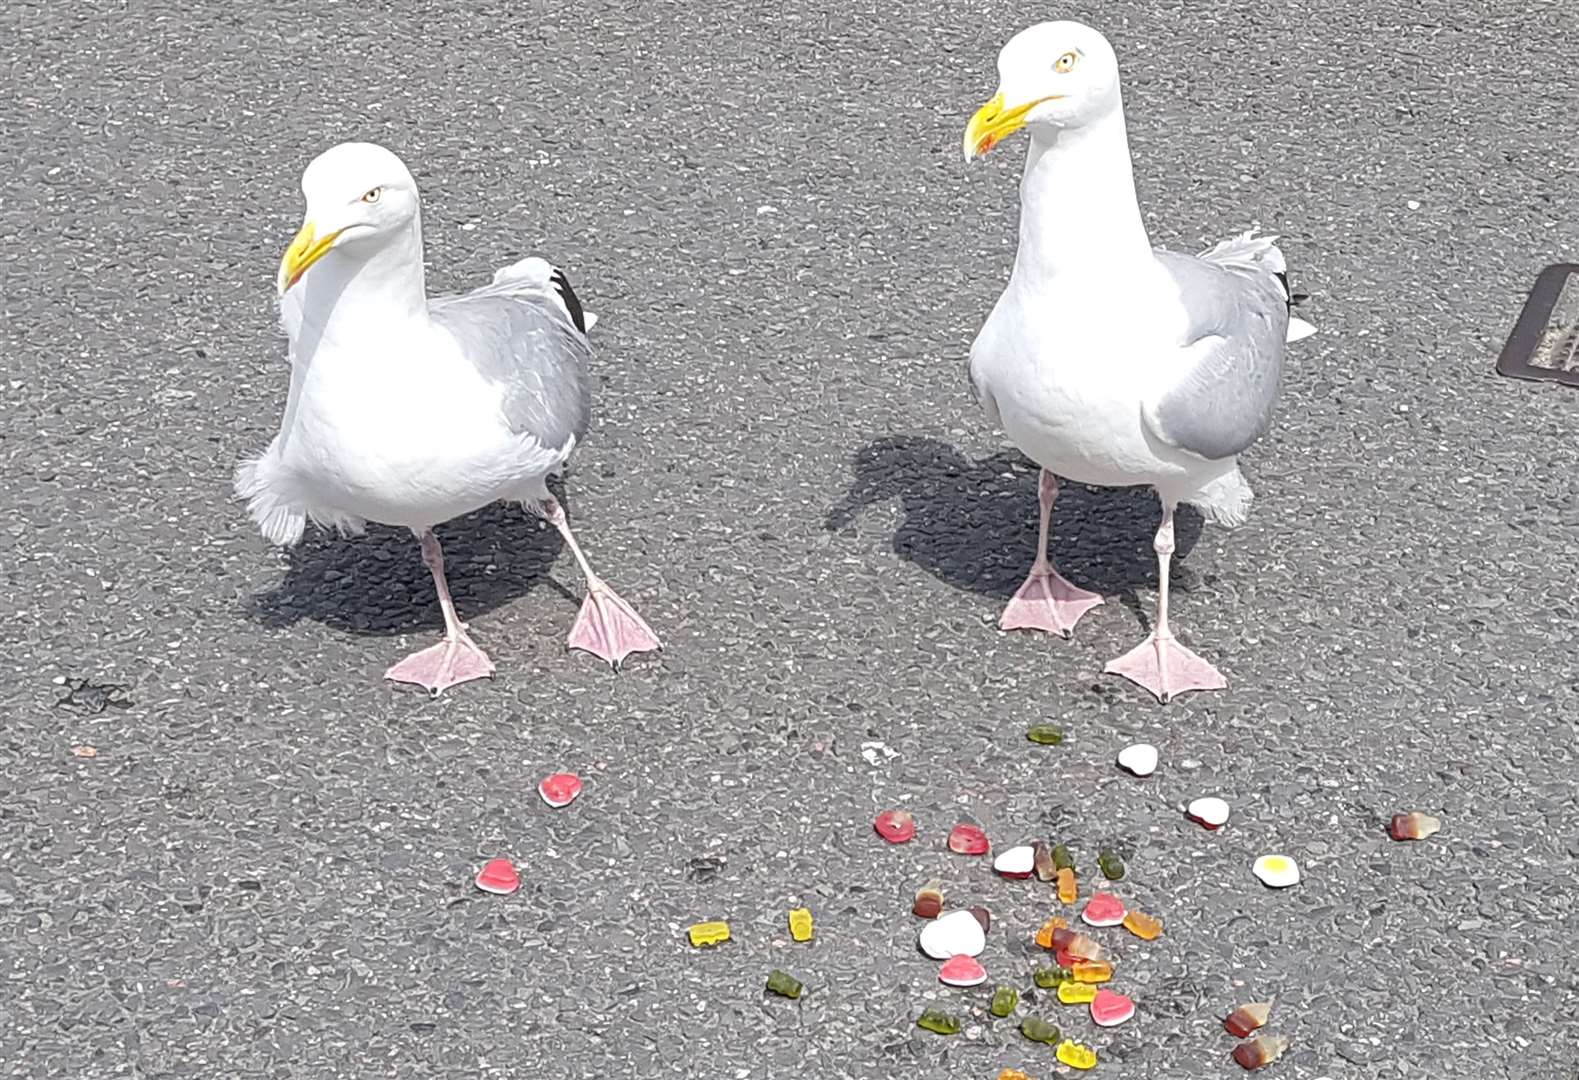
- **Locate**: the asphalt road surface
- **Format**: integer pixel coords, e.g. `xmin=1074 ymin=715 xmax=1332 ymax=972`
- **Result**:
xmin=4 ymin=1 xmax=1578 ymax=1077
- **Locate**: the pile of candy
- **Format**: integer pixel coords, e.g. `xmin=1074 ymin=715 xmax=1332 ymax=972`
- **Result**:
xmin=464 ymin=746 xmax=1447 ymax=1077
xmin=897 ymin=806 xmax=1172 ymax=1072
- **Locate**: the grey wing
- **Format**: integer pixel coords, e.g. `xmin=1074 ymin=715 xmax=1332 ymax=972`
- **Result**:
xmin=429 ymin=282 xmax=593 ymax=451
xmin=1142 ymin=248 xmax=1290 ymax=462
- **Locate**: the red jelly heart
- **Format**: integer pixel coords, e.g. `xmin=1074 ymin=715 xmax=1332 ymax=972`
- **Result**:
xmin=874 ymin=809 xmax=916 ymax=844
xmin=1090 ymin=988 xmax=1135 ymax=1027
xmin=938 ymin=954 xmax=988 ymax=986
xmin=474 ymin=858 xmax=520 ymax=895
xmin=1081 ymin=892 xmax=1127 ymax=928
xmin=538 ymin=772 xmax=582 ymax=808
xmin=947 ymin=823 xmax=989 ymax=856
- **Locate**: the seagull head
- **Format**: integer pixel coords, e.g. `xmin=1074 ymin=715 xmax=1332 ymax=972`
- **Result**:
xmin=963 ymin=21 xmax=1122 ymax=161
xmin=277 ymin=141 xmax=421 ymax=294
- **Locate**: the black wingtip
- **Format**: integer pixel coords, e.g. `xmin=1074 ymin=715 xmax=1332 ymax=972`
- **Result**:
xmin=1275 ymin=270 xmax=1310 ymax=310
xmin=550 ymin=268 xmax=587 ymax=335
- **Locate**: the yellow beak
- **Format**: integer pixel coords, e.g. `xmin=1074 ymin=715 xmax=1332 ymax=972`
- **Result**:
xmin=276 ymin=220 xmax=347 ymax=293
xmin=962 ymin=92 xmax=1062 ymax=161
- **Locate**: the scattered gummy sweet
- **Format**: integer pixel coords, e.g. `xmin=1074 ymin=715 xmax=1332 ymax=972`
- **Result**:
xmin=1056 ymin=866 xmax=1078 ymax=904
xmin=1055 ymin=1039 xmax=1098 ymax=1070
xmin=1033 ymin=841 xmax=1056 ymax=881
xmin=1026 ymin=724 xmax=1064 ymax=745
xmin=1252 ymin=854 xmax=1301 ymax=888
xmin=1071 ymin=960 xmax=1113 ymax=984
xmin=1050 ymin=927 xmax=1104 ymax=961
xmin=788 ymin=908 xmax=814 ymax=942
xmin=1097 ymin=850 xmax=1126 ymax=881
xmin=1019 ymin=1016 xmax=1061 ymax=1045
xmin=1389 ymin=811 xmax=1442 ymax=841
xmin=687 ymin=921 xmax=731 ymax=947
xmin=1090 ymin=988 xmax=1135 ymax=1027
xmin=1225 ymin=998 xmax=1276 ymax=1038
xmin=1122 ymin=910 xmax=1163 ymax=941
xmin=765 ymin=969 xmax=804 ymax=999
xmin=1232 ymin=1035 xmax=1290 ymax=1071
xmin=913 ymin=880 xmax=944 ymax=919
xmin=996 ymin=1071 xmax=1033 ymax=1080
xmin=1057 ymin=980 xmax=1097 ymax=1004
xmin=1034 ymin=915 xmax=1068 ymax=949
xmin=1080 ymin=892 xmax=1126 ymax=928
xmin=969 ymin=906 xmax=992 ymax=933
xmin=947 ymin=823 xmax=991 ymax=856
xmin=1051 ymin=843 xmax=1074 ymax=871
xmin=990 ymin=985 xmax=1020 ymax=1018
xmin=1033 ymin=967 xmax=1064 ymax=989
xmin=916 ymin=1008 xmax=961 ymax=1035
xmin=874 ymin=809 xmax=916 ymax=844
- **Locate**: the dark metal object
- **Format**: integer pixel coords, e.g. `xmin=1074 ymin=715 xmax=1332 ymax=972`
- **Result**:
xmin=1497 ymin=263 xmax=1579 ymax=387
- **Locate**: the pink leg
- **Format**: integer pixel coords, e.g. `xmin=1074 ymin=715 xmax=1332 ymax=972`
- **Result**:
xmin=999 ymin=469 xmax=1105 ymax=637
xmin=542 ymin=498 xmax=661 ymax=669
xmin=1103 ymin=502 xmax=1226 ymax=703
xmin=384 ymin=530 xmax=496 ymax=695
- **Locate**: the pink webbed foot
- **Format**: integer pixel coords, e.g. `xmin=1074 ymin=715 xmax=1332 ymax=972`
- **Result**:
xmin=385 ymin=632 xmax=496 ymax=695
xmin=1103 ymin=631 xmax=1226 ymax=703
xmin=568 ymin=582 xmax=662 ymax=669
xmin=999 ymin=566 xmax=1105 ymax=637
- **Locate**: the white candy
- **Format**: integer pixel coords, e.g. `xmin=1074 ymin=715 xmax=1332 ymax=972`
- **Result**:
xmin=1117 ymin=743 xmax=1158 ymax=777
xmin=918 ymin=909 xmax=986 ymax=960
xmin=992 ymin=845 xmax=1035 ymax=878
xmin=1253 ymin=854 xmax=1301 ymax=888
xmin=1187 ymin=796 xmax=1230 ymax=828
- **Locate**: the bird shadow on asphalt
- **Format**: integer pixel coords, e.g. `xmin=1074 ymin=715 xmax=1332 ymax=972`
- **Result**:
xmin=824 ymin=435 xmax=1206 ymax=626
xmin=244 ymin=499 xmax=572 ymax=637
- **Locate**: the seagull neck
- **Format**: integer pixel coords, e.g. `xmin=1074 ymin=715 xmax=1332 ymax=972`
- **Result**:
xmin=296 ymin=222 xmax=429 ymax=341
xmin=1012 ymin=108 xmax=1152 ymax=283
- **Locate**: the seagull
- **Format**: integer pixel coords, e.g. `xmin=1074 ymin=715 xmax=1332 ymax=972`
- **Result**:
xmin=961 ymin=22 xmax=1314 ymax=702
xmin=236 ymin=141 xmax=661 ymax=694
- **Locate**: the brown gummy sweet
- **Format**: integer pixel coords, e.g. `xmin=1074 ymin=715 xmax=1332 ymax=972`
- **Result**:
xmin=1224 ymin=999 xmax=1275 ymax=1038
xmin=1388 ymin=811 xmax=1442 ymax=841
xmin=913 ymin=880 xmax=944 ymax=919
xmin=1033 ymin=841 xmax=1056 ymax=881
xmin=1050 ymin=927 xmax=1104 ymax=961
xmin=1232 ymin=1035 xmax=1290 ymax=1071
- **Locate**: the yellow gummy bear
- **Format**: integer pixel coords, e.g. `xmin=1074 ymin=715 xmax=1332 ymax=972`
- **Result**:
xmin=1055 ymin=1039 xmax=1098 ymax=1070
xmin=788 ymin=907 xmax=814 ymax=942
xmin=687 ymin=920 xmax=731 ymax=947
xmin=1057 ymin=980 xmax=1097 ymax=1004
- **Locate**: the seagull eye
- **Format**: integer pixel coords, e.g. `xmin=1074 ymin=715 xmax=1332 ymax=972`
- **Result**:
xmin=361 ymin=187 xmax=382 ymax=204
xmin=1054 ymin=52 xmax=1078 ymax=73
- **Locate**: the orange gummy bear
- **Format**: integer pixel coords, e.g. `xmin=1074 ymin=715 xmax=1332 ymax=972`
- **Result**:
xmin=1071 ymin=960 xmax=1114 ymax=983
xmin=996 ymin=1071 xmax=1034 ymax=1080
xmin=1034 ymin=915 xmax=1069 ymax=949
xmin=1056 ymin=866 xmax=1077 ymax=904
xmin=1122 ymin=910 xmax=1163 ymax=940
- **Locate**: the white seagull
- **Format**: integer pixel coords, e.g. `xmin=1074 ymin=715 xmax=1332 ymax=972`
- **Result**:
xmin=962 ymin=22 xmax=1314 ymax=702
xmin=236 ymin=141 xmax=661 ymax=695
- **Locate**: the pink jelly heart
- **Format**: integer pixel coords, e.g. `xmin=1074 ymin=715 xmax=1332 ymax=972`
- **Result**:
xmin=938 ymin=954 xmax=987 ymax=987
xmin=474 ymin=858 xmax=520 ymax=896
xmin=1091 ymin=988 xmax=1135 ymax=1027
xmin=947 ymin=823 xmax=989 ymax=856
xmin=538 ymin=772 xmax=582 ymax=808
xmin=1081 ymin=892 xmax=1127 ymax=928
xmin=874 ymin=809 xmax=916 ymax=844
